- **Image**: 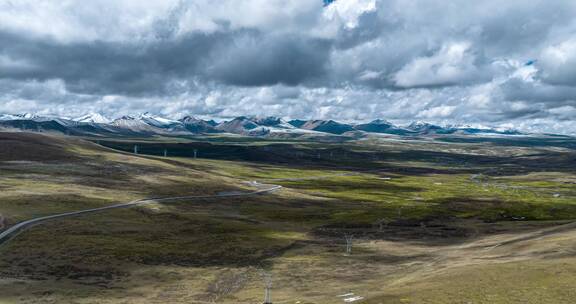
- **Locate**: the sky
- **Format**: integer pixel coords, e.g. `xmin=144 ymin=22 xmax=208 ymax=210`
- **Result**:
xmin=0 ymin=0 xmax=576 ymax=134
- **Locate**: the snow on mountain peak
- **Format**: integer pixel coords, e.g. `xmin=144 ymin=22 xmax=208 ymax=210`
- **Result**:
xmin=137 ymin=112 xmax=180 ymax=127
xmin=74 ymin=113 xmax=111 ymax=124
xmin=16 ymin=113 xmax=40 ymax=119
xmin=407 ymin=121 xmax=431 ymax=129
xmin=369 ymin=119 xmax=393 ymax=125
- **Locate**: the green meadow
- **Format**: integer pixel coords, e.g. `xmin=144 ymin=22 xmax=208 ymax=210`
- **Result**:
xmin=0 ymin=132 xmax=575 ymax=303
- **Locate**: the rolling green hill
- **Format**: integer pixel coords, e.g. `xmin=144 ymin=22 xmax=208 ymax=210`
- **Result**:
xmin=0 ymin=132 xmax=575 ymax=303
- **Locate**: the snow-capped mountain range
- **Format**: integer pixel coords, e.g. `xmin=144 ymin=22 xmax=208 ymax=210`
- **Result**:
xmin=74 ymin=113 xmax=111 ymax=124
xmin=0 ymin=112 xmax=525 ymax=138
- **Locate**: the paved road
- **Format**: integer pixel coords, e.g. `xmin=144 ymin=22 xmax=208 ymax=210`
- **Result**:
xmin=0 ymin=183 xmax=281 ymax=246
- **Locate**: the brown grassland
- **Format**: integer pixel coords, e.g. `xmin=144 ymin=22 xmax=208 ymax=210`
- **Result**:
xmin=0 ymin=132 xmax=575 ymax=303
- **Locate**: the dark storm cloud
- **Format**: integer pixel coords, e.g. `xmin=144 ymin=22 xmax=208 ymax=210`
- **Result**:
xmin=0 ymin=29 xmax=333 ymax=95
xmin=0 ymin=30 xmax=206 ymax=95
xmin=207 ymin=34 xmax=332 ymax=87
xmin=0 ymin=0 xmax=569 ymax=94
xmin=502 ymin=78 xmax=576 ymax=104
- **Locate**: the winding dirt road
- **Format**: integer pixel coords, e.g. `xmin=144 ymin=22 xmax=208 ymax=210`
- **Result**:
xmin=0 ymin=182 xmax=282 ymax=247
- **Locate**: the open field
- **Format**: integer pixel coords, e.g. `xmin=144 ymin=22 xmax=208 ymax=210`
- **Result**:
xmin=0 ymin=131 xmax=575 ymax=303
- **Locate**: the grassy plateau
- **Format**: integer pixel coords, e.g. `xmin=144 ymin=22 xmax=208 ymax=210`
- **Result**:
xmin=0 ymin=131 xmax=575 ymax=303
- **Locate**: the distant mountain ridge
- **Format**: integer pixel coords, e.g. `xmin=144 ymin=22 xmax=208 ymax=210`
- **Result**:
xmin=0 ymin=112 xmax=524 ymax=138
xmin=179 ymin=116 xmax=219 ymax=133
xmin=299 ymin=120 xmax=355 ymax=135
xmin=74 ymin=113 xmax=111 ymax=124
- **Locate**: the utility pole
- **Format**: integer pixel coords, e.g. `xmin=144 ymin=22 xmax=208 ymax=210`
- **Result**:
xmin=375 ymin=218 xmax=390 ymax=232
xmin=134 ymin=144 xmax=139 ymax=154
xmin=344 ymin=234 xmax=354 ymax=255
xmin=193 ymin=149 xmax=198 ymax=159
xmin=261 ymin=271 xmax=273 ymax=304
